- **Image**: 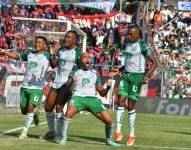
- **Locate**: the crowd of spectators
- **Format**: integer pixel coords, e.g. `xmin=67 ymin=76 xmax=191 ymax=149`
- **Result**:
xmin=0 ymin=2 xmax=133 ymax=76
xmin=150 ymin=4 xmax=191 ymax=99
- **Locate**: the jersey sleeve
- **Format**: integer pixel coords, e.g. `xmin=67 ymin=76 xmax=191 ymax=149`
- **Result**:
xmin=19 ymin=51 xmax=30 ymax=61
xmin=96 ymin=73 xmax=102 ymax=85
xmin=75 ymin=48 xmax=82 ymax=67
xmin=55 ymin=48 xmax=63 ymax=58
xmin=140 ymin=40 xmax=153 ymax=56
xmin=68 ymin=68 xmax=78 ymax=80
xmin=44 ymin=51 xmax=51 ymax=61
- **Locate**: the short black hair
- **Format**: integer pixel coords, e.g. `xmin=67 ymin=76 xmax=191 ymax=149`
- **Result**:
xmin=128 ymin=24 xmax=142 ymax=38
xmin=129 ymin=24 xmax=141 ymax=33
xmin=67 ymin=30 xmax=78 ymax=41
xmin=35 ymin=36 xmax=48 ymax=45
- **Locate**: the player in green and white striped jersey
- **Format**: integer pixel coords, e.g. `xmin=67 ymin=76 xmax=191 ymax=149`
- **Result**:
xmin=115 ymin=24 xmax=157 ymax=146
xmin=44 ymin=30 xmax=81 ymax=140
xmin=0 ymin=36 xmax=50 ymax=139
xmin=58 ymin=53 xmax=120 ymax=147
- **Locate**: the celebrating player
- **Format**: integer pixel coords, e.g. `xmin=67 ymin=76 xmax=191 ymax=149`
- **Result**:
xmin=114 ymin=24 xmax=157 ymax=146
xmin=57 ymin=53 xmax=120 ymax=147
xmin=0 ymin=36 xmax=50 ymax=139
xmin=44 ymin=30 xmax=81 ymax=140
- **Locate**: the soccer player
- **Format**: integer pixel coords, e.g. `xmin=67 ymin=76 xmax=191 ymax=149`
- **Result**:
xmin=58 ymin=53 xmax=120 ymax=147
xmin=114 ymin=24 xmax=157 ymax=146
xmin=44 ymin=30 xmax=81 ymax=140
xmin=0 ymin=36 xmax=50 ymax=139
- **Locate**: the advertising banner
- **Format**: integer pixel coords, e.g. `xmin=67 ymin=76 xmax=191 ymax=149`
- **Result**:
xmin=178 ymin=1 xmax=191 ymax=11
xmin=4 ymin=75 xmax=24 ymax=107
xmin=73 ymin=1 xmax=115 ymax=13
xmin=136 ymin=98 xmax=191 ymax=116
xmin=58 ymin=12 xmax=127 ymax=27
xmin=16 ymin=0 xmax=116 ymax=13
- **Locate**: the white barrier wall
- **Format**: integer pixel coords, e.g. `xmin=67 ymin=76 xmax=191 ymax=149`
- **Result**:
xmin=4 ymin=75 xmax=24 ymax=107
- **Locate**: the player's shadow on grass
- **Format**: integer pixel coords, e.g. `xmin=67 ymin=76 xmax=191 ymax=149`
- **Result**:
xmin=69 ymin=134 xmax=105 ymax=143
xmin=2 ymin=132 xmax=41 ymax=139
xmin=165 ymin=130 xmax=191 ymax=135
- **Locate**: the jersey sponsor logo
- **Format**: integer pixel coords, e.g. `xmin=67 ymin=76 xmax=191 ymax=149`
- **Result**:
xmin=82 ymin=78 xmax=90 ymax=86
xmin=29 ymin=61 xmax=37 ymax=69
xmin=59 ymin=59 xmax=66 ymax=66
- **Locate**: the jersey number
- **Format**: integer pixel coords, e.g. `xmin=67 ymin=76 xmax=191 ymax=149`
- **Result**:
xmin=132 ymin=85 xmax=138 ymax=92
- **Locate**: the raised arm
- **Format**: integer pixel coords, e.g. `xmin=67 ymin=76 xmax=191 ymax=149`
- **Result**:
xmin=142 ymin=53 xmax=158 ymax=84
xmin=0 ymin=48 xmax=20 ymax=60
xmin=49 ymin=48 xmax=58 ymax=68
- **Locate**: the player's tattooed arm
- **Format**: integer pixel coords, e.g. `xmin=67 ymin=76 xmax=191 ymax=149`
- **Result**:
xmin=66 ymin=76 xmax=76 ymax=90
xmin=96 ymin=79 xmax=112 ymax=97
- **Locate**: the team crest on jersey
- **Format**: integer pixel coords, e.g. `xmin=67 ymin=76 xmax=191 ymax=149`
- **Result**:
xmin=60 ymin=59 xmax=66 ymax=66
xmin=82 ymin=78 xmax=90 ymax=86
xmin=29 ymin=61 xmax=37 ymax=69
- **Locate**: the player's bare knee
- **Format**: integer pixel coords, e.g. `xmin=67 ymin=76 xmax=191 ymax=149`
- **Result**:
xmin=45 ymin=105 xmax=52 ymax=112
xmin=127 ymin=106 xmax=135 ymax=112
xmin=105 ymin=118 xmax=112 ymax=126
xmin=56 ymin=104 xmax=63 ymax=112
xmin=119 ymin=100 xmax=126 ymax=107
xmin=65 ymin=111 xmax=73 ymax=118
xmin=28 ymin=104 xmax=35 ymax=113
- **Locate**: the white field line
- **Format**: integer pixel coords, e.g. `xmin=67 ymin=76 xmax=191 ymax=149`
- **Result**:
xmin=0 ymin=121 xmax=190 ymax=150
xmin=0 ymin=121 xmax=47 ymax=136
xmin=79 ymin=141 xmax=189 ymax=150
xmin=72 ymin=141 xmax=190 ymax=150
xmin=0 ymin=137 xmax=189 ymax=150
xmin=133 ymin=144 xmax=190 ymax=150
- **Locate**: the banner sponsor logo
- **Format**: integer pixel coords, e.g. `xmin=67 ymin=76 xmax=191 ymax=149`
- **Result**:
xmin=137 ymin=98 xmax=191 ymax=116
xmin=58 ymin=12 xmax=127 ymax=27
xmin=178 ymin=1 xmax=191 ymax=11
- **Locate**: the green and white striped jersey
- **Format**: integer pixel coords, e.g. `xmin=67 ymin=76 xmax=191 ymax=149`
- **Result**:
xmin=70 ymin=69 xmax=101 ymax=97
xmin=124 ymin=40 xmax=153 ymax=73
xmin=19 ymin=50 xmax=50 ymax=89
xmin=52 ymin=47 xmax=81 ymax=89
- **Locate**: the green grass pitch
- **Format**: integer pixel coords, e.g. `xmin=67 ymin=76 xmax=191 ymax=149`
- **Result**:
xmin=0 ymin=111 xmax=191 ymax=150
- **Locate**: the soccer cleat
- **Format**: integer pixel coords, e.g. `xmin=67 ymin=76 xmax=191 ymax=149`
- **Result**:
xmin=127 ymin=136 xmax=136 ymax=146
xmin=19 ymin=132 xmax=27 ymax=139
xmin=115 ymin=132 xmax=123 ymax=142
xmin=57 ymin=138 xmax=66 ymax=145
xmin=33 ymin=113 xmax=39 ymax=126
xmin=43 ymin=131 xmax=55 ymax=140
xmin=106 ymin=140 xmax=120 ymax=147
